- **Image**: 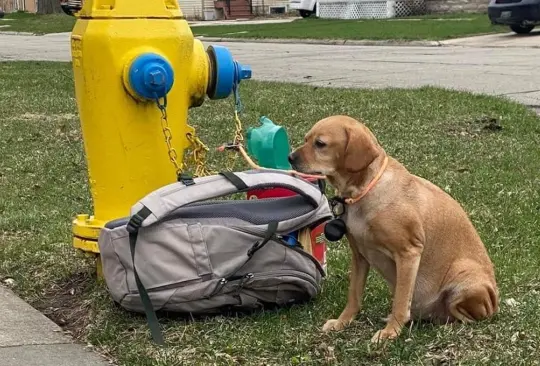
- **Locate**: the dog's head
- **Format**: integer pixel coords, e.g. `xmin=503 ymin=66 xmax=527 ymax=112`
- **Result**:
xmin=288 ymin=115 xmax=380 ymax=177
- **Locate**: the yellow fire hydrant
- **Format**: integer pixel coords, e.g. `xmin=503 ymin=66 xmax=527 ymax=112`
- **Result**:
xmin=70 ymin=0 xmax=252 ymax=265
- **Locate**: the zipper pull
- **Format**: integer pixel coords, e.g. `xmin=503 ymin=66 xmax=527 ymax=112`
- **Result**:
xmin=238 ymin=273 xmax=254 ymax=288
xmin=207 ymin=278 xmax=228 ymax=298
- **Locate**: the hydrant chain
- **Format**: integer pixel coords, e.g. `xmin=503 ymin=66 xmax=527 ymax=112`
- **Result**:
xmin=232 ymin=83 xmax=245 ymax=146
xmin=186 ymin=133 xmax=213 ymax=177
xmin=156 ymin=96 xmax=183 ymax=176
xmin=223 ymin=82 xmax=246 ymax=172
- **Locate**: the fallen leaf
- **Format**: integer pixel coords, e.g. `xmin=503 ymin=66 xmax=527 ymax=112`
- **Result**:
xmin=504 ymin=298 xmax=519 ymax=307
xmin=3 ymin=278 xmax=15 ymax=287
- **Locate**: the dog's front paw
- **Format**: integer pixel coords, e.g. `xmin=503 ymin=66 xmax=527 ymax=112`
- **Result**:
xmin=370 ymin=328 xmax=399 ymax=344
xmin=322 ymin=319 xmax=347 ymax=332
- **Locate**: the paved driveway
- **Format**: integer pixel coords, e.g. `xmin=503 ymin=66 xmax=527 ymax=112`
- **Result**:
xmin=1 ymin=32 xmax=539 ymax=108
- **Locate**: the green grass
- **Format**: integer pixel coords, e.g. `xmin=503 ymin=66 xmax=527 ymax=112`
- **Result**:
xmin=193 ymin=13 xmax=506 ymax=41
xmin=0 ymin=11 xmax=75 ymax=34
xmin=1 ymin=61 xmax=540 ymax=365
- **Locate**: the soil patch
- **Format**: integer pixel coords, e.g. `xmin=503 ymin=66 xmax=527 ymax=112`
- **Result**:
xmin=32 ymin=270 xmax=96 ymax=339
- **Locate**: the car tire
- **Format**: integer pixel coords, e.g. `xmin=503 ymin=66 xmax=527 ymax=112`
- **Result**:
xmin=299 ymin=4 xmax=316 ymax=18
xmin=510 ymin=24 xmax=535 ymax=34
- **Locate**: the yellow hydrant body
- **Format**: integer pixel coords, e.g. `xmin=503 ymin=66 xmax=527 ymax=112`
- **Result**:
xmin=71 ymin=0 xmax=251 ymax=254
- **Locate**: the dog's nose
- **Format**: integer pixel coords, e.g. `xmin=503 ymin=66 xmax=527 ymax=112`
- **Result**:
xmin=288 ymin=153 xmax=296 ymax=165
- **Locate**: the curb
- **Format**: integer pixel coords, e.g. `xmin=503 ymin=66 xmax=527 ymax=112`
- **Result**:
xmin=195 ymin=36 xmax=443 ymax=47
xmin=0 ymin=31 xmax=35 ymax=36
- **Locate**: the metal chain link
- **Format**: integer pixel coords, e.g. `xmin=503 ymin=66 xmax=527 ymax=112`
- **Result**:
xmin=156 ymin=95 xmax=184 ymax=177
xmin=233 ymin=84 xmax=244 ymax=145
xmin=155 ymin=94 xmax=217 ymax=178
xmin=186 ymin=132 xmax=214 ymax=177
xmin=225 ymin=83 xmax=245 ymax=171
xmin=155 ymin=80 xmax=246 ymax=178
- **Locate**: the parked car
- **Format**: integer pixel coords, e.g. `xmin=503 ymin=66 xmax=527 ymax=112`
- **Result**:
xmin=488 ymin=0 xmax=540 ymax=34
xmin=60 ymin=0 xmax=82 ymax=16
xmin=289 ymin=0 xmax=317 ymax=18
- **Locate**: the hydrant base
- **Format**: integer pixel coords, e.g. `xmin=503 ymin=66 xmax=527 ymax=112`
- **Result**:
xmin=72 ymin=214 xmax=104 ymax=254
xmin=73 ymin=214 xmax=104 ymax=277
xmin=73 ymin=236 xmax=100 ymax=254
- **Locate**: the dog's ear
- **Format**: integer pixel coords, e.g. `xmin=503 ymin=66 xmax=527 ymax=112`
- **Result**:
xmin=343 ymin=125 xmax=379 ymax=172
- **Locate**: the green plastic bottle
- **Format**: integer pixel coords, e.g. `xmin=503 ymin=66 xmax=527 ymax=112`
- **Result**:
xmin=246 ymin=116 xmax=291 ymax=170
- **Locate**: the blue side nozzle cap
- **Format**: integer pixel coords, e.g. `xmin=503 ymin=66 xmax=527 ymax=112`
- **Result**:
xmin=128 ymin=53 xmax=174 ymax=100
xmin=207 ymin=45 xmax=252 ymax=100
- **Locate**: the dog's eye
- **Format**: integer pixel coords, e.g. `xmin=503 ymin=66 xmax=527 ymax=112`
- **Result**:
xmin=314 ymin=139 xmax=327 ymax=148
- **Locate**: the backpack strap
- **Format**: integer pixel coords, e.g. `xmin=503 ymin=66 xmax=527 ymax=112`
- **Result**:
xmin=218 ymin=171 xmax=248 ymax=190
xmin=223 ymin=221 xmax=279 ymax=282
xmin=126 ymin=206 xmax=165 ymax=346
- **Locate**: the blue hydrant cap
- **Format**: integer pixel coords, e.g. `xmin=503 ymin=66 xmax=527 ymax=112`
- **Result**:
xmin=207 ymin=45 xmax=252 ymax=100
xmin=128 ymin=53 xmax=174 ymax=100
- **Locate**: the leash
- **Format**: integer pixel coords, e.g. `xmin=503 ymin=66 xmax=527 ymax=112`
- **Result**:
xmin=236 ymin=144 xmax=326 ymax=181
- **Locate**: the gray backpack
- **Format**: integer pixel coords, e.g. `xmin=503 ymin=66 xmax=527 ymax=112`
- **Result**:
xmin=98 ymin=170 xmax=333 ymax=344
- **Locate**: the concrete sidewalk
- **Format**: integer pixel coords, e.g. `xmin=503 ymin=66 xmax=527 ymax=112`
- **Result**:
xmin=0 ymin=285 xmax=110 ymax=366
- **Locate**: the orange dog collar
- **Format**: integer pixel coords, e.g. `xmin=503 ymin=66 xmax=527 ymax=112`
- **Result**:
xmin=344 ymin=155 xmax=389 ymax=205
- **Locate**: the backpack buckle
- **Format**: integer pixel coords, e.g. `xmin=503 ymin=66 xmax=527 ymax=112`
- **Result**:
xmin=178 ymin=173 xmax=195 ymax=186
xmin=127 ymin=213 xmax=144 ymax=233
xmin=126 ymin=207 xmax=152 ymax=233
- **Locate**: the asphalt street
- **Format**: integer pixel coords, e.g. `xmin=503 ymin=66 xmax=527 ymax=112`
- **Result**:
xmin=1 ymin=32 xmax=539 ymax=108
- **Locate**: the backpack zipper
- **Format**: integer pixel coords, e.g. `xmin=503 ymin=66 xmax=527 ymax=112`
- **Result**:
xmin=242 ymin=269 xmax=320 ymax=290
xmin=143 ymin=277 xmax=204 ymax=294
xmin=209 ymin=270 xmax=319 ymax=299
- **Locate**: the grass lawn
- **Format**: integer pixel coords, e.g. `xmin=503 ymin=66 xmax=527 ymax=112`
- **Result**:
xmin=193 ymin=13 xmax=506 ymax=41
xmin=1 ymin=61 xmax=540 ymax=365
xmin=0 ymin=11 xmax=75 ymax=34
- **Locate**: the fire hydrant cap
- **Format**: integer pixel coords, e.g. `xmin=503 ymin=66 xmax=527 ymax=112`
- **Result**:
xmin=207 ymin=45 xmax=252 ymax=100
xmin=128 ymin=53 xmax=174 ymax=100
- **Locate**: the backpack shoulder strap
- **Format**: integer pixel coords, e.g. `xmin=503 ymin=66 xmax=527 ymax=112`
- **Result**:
xmin=126 ymin=206 xmax=164 ymax=345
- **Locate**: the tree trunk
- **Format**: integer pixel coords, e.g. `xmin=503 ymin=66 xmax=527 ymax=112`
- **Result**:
xmin=37 ymin=0 xmax=62 ymax=14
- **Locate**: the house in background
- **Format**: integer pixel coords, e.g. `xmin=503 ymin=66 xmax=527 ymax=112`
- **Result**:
xmin=0 ymin=0 xmax=291 ymax=19
xmin=178 ymin=0 xmax=290 ymax=20
xmin=0 ymin=0 xmax=488 ymax=19
xmin=0 ymin=0 xmax=37 ymax=12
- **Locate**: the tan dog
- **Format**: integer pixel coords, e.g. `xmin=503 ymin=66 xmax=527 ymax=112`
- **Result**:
xmin=288 ymin=115 xmax=499 ymax=343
